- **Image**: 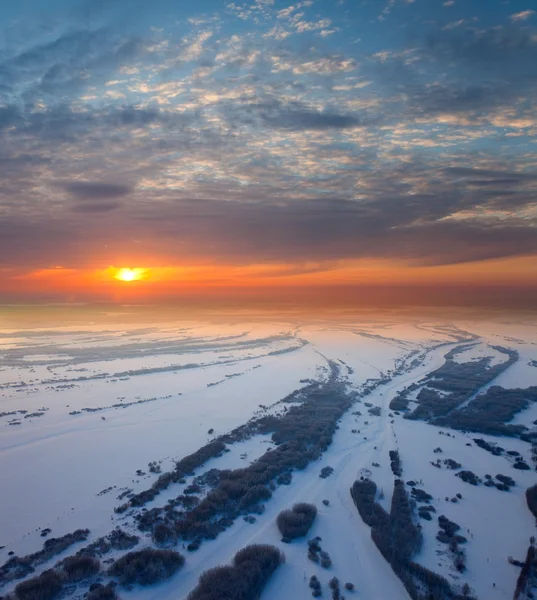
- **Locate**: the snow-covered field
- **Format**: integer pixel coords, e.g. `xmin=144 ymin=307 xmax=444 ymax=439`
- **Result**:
xmin=1 ymin=311 xmax=537 ymax=600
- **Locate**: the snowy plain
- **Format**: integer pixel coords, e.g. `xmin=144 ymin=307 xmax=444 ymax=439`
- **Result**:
xmin=1 ymin=310 xmax=537 ymax=600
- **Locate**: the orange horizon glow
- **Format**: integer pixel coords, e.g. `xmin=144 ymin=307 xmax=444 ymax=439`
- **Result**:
xmin=1 ymin=253 xmax=536 ymax=303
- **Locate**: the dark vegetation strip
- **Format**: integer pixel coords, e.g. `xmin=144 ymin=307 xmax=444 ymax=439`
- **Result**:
xmin=116 ymin=441 xmax=227 ymax=511
xmin=9 ymin=548 xmax=185 ymax=600
xmin=392 ymin=345 xmax=537 ymax=440
xmin=350 ymin=479 xmax=475 ymax=600
xmin=135 ymin=362 xmax=358 ymax=546
xmin=186 ymin=544 xmax=284 ymax=600
xmin=526 ymin=484 xmax=537 ymax=520
xmin=435 ymin=386 xmax=537 ymax=438
xmin=117 ymin=375 xmax=336 ymax=512
xmin=406 ymin=345 xmax=518 ymax=421
xmin=107 ymin=548 xmax=184 ymax=586
xmin=0 ymin=529 xmax=90 ymax=587
xmin=514 ymin=543 xmax=537 ymax=600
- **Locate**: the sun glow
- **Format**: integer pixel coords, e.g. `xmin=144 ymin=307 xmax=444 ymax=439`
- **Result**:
xmin=114 ymin=268 xmax=147 ymax=282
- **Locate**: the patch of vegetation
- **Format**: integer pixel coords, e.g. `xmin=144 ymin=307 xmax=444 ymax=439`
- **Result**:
xmin=456 ymin=470 xmax=481 ymax=486
xmin=513 ymin=542 xmax=537 ymax=599
xmin=411 ymin=488 xmax=432 ymax=503
xmin=329 ymin=576 xmax=341 ymax=599
xmin=435 ymin=386 xmax=537 ymax=437
xmin=152 ymin=523 xmax=177 ymax=547
xmin=320 ymin=466 xmax=334 ymax=479
xmin=277 ymin=503 xmax=317 ymax=540
xmin=122 ymin=441 xmax=227 ymax=510
xmin=136 ymin=364 xmax=361 ymax=547
xmin=13 ymin=570 xmax=63 ymax=600
xmin=496 ymin=474 xmax=515 ymax=490
xmin=0 ymin=529 xmax=90 ymax=586
xmin=351 ymin=478 xmax=472 ymax=600
xmin=108 ymin=548 xmax=184 ymax=586
xmin=309 ymin=575 xmax=322 ymax=597
xmin=60 ymin=555 xmax=100 ymax=581
xmin=389 ymin=450 xmax=402 ymax=477
xmin=76 ymin=529 xmax=139 ymax=558
xmin=402 ymin=347 xmax=537 ymax=440
xmin=86 ymin=583 xmax=120 ymax=600
xmin=526 ymin=484 xmax=537 ymax=519
xmin=186 ymin=544 xmax=284 ymax=600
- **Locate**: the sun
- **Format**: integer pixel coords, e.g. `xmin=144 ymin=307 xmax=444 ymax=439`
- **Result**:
xmin=114 ymin=268 xmax=147 ymax=282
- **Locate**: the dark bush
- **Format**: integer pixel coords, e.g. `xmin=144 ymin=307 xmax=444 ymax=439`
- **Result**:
xmin=389 ymin=450 xmax=402 ymax=477
xmin=187 ymin=544 xmax=283 ymax=600
xmin=320 ymin=550 xmax=332 ymax=568
xmin=14 ymin=570 xmax=62 ymax=600
xmin=276 ymin=503 xmax=317 ymax=539
xmin=345 ymin=582 xmax=355 ymax=591
xmin=329 ymin=577 xmax=340 ymax=600
xmin=2 ymin=529 xmax=91 ymax=586
xmin=108 ymin=548 xmax=184 ymax=585
xmin=62 ymin=555 xmax=100 ymax=581
xmin=320 ymin=466 xmax=334 ymax=479
xmin=496 ymin=474 xmax=515 ymax=488
xmin=456 ymin=470 xmax=481 ymax=486
xmin=438 ymin=515 xmax=460 ymax=538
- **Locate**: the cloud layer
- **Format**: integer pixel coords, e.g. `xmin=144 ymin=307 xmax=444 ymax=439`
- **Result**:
xmin=0 ymin=0 xmax=535 ymax=279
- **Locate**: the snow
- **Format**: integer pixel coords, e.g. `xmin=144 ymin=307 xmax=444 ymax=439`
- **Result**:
xmin=1 ymin=314 xmax=537 ymax=600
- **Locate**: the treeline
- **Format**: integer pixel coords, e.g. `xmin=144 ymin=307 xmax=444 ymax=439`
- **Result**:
xmin=389 ymin=450 xmax=402 ymax=477
xmin=406 ymin=346 xmax=519 ymax=423
xmin=526 ymin=484 xmax=537 ymax=519
xmin=12 ymin=554 xmax=100 ymax=600
xmin=435 ymin=386 xmax=537 ymax=438
xmin=137 ymin=365 xmax=356 ymax=548
xmin=0 ymin=529 xmax=90 ymax=586
xmin=118 ymin=441 xmax=227 ymax=511
xmin=186 ymin=544 xmax=284 ymax=600
xmin=513 ymin=543 xmax=536 ymax=600
xmin=108 ymin=548 xmax=184 ymax=585
xmin=351 ymin=478 xmax=474 ymax=600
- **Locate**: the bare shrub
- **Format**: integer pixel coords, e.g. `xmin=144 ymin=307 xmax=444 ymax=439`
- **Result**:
xmin=108 ymin=548 xmax=184 ymax=585
xmin=14 ymin=570 xmax=62 ymax=600
xmin=187 ymin=544 xmax=284 ymax=600
xmin=61 ymin=555 xmax=100 ymax=581
xmin=276 ymin=503 xmax=317 ymax=539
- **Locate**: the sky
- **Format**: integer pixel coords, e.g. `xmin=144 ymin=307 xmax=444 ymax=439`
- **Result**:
xmin=0 ymin=0 xmax=536 ymax=307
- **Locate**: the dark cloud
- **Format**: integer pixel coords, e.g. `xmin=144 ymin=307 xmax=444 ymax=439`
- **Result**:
xmin=369 ymin=23 xmax=537 ymax=118
xmin=258 ymin=103 xmax=363 ymax=130
xmin=444 ymin=167 xmax=537 ymax=182
xmin=221 ymin=98 xmax=366 ymax=131
xmin=0 ymin=28 xmax=143 ymax=104
xmin=1 ymin=187 xmax=536 ymax=269
xmin=66 ymin=182 xmax=133 ymax=199
xmin=71 ymin=201 xmax=123 ymax=212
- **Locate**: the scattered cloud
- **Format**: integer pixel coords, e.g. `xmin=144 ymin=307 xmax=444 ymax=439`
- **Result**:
xmin=510 ymin=10 xmax=536 ymax=22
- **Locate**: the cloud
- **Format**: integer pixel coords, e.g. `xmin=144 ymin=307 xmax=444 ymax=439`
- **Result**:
xmin=71 ymin=201 xmax=123 ymax=212
xmin=65 ymin=182 xmax=133 ymax=199
xmin=510 ymin=10 xmax=536 ymax=22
